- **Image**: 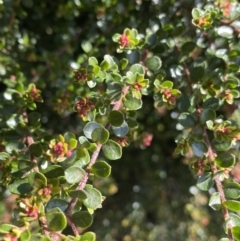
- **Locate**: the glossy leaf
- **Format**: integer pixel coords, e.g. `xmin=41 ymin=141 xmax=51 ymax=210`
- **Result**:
xmin=80 ymin=232 xmax=96 ymax=241
xmin=197 ymin=172 xmax=214 ymax=191
xmin=91 ymin=127 xmax=109 ymax=144
xmin=29 ymin=142 xmax=43 ymax=157
xmin=5 ymin=141 xmax=25 ymax=154
xmin=191 ymin=141 xmax=208 ymax=158
xmin=20 ymin=229 xmax=31 ymax=241
xmin=223 ymin=200 xmax=240 ymax=212
xmin=72 ymin=211 xmax=93 ymax=228
xmin=8 ymin=178 xmax=32 ymax=195
xmin=76 ymin=147 xmax=90 ymax=166
xmin=145 ymin=56 xmax=162 ymax=71
xmin=43 ymin=165 xmax=65 ymax=178
xmin=224 ymin=182 xmax=240 ymax=199
xmin=233 ymin=226 xmax=240 ymax=241
xmin=102 ymin=140 xmax=122 ymax=160
xmin=83 ymin=185 xmax=102 ymax=210
xmin=108 ymin=110 xmax=124 ymax=127
xmin=46 ymin=207 xmax=67 ymax=231
xmin=91 ymin=161 xmax=111 ymax=178
xmin=112 ymin=121 xmax=129 ymax=137
xmin=209 ymin=192 xmax=221 ymax=210
xmin=46 ymin=199 xmax=69 ymax=212
xmin=83 ymin=121 xmax=102 ymax=139
xmin=200 ymin=108 xmax=216 ymax=124
xmin=65 ymin=166 xmax=86 ymax=184
xmin=215 ymin=153 xmax=235 ymax=168
xmin=178 ymin=113 xmax=196 ymax=128
xmin=69 ymin=190 xmax=88 ymax=200
xmin=124 ymin=93 xmax=142 ymax=110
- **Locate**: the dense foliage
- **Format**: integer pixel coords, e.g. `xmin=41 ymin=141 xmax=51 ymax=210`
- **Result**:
xmin=1 ymin=0 xmax=240 ymax=240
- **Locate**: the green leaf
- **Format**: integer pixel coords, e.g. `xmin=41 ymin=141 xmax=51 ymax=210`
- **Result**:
xmin=212 ymin=140 xmax=231 ymax=152
xmin=8 ymin=178 xmax=32 ymax=195
xmin=190 ymin=67 xmax=204 ymax=82
xmin=0 ymin=152 xmax=10 ymax=162
xmin=91 ymin=161 xmax=111 ymax=178
xmin=112 ymin=121 xmax=129 ymax=137
xmin=76 ymin=147 xmax=90 ymax=166
xmin=46 ymin=207 xmax=67 ymax=231
xmin=102 ymin=139 xmax=122 ymax=160
xmin=0 ymin=224 xmax=16 ymax=233
xmin=6 ymin=141 xmax=25 ymax=154
xmin=69 ymin=138 xmax=78 ymax=149
xmin=64 ymin=132 xmax=76 ymax=142
xmin=223 ymin=200 xmax=240 ymax=212
xmin=43 ymin=165 xmax=65 ymax=178
xmin=29 ymin=142 xmax=43 ymax=157
xmin=80 ymin=232 xmax=96 ymax=241
xmin=20 ymin=229 xmax=31 ymax=241
xmin=145 ymin=56 xmax=162 ymax=71
xmin=69 ymin=190 xmax=88 ymax=199
xmin=100 ymin=60 xmax=110 ymax=70
xmin=119 ymin=58 xmax=128 ymax=70
xmin=215 ymin=153 xmax=235 ymax=168
xmin=197 ymin=172 xmax=214 ymax=191
xmin=91 ymin=127 xmax=109 ymax=144
xmin=224 ymin=182 xmax=240 ymax=199
xmin=46 ymin=199 xmax=69 ymax=212
xmin=124 ymin=93 xmax=142 ymax=110
xmin=200 ymin=108 xmax=216 ymax=124
xmin=18 ymin=159 xmax=35 ymax=172
xmin=202 ymin=97 xmax=220 ymax=111
xmin=233 ymin=226 xmax=240 ymax=241
xmin=161 ymin=81 xmax=173 ymax=89
xmin=28 ymin=112 xmax=41 ymax=127
xmin=65 ymin=166 xmax=86 ymax=184
xmin=28 ymin=171 xmax=47 ymax=187
xmin=209 ymin=192 xmax=221 ymax=210
xmin=217 ymin=26 xmax=234 ymax=39
xmin=178 ymin=113 xmax=196 ymax=128
xmin=72 ymin=211 xmax=93 ymax=228
xmin=192 ymin=8 xmax=202 ymax=19
xmin=108 ymin=110 xmax=124 ymax=127
xmin=81 ymin=40 xmax=92 ymax=53
xmin=191 ymin=141 xmax=208 ymax=158
xmin=83 ymin=121 xmax=102 ymax=139
xmin=88 ymin=57 xmax=98 ymax=66
xmin=224 ymin=213 xmax=240 ymax=234
xmin=83 ymin=185 xmax=102 ymax=210
xmin=181 ymin=42 xmax=196 ymax=53
xmin=79 ymin=136 xmax=91 ymax=149
xmin=129 ymin=64 xmax=145 ymax=75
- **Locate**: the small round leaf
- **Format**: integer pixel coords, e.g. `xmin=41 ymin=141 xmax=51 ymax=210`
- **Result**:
xmin=215 ymin=153 xmax=235 ymax=168
xmin=91 ymin=161 xmax=111 ymax=178
xmin=46 ymin=207 xmax=67 ymax=231
xmin=83 ymin=185 xmax=102 ymax=210
xmin=72 ymin=211 xmax=93 ymax=228
xmin=65 ymin=166 xmax=86 ymax=184
xmin=102 ymin=140 xmax=122 ymax=160
xmin=108 ymin=110 xmax=124 ymax=127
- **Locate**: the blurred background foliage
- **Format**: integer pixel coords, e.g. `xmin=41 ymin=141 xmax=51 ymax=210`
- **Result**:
xmin=0 ymin=0 xmax=231 ymax=240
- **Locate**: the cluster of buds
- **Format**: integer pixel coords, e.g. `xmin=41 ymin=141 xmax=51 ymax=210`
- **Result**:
xmin=192 ymin=13 xmax=213 ymax=29
xmin=221 ymin=1 xmax=232 ymax=17
xmin=194 ymin=159 xmax=205 ymax=176
xmin=113 ymin=137 xmax=129 ymax=147
xmin=2 ymin=233 xmax=18 ymax=241
xmin=37 ymin=185 xmax=52 ymax=202
xmin=162 ymin=89 xmax=177 ymax=106
xmin=25 ymin=83 xmax=43 ymax=103
xmin=47 ymin=135 xmax=73 ymax=162
xmin=19 ymin=198 xmax=39 ymax=220
xmin=119 ymin=34 xmax=130 ymax=48
xmin=75 ymin=98 xmax=95 ymax=119
xmin=213 ymin=121 xmax=240 ymax=143
xmin=140 ymin=132 xmax=153 ymax=148
xmin=73 ymin=69 xmax=89 ymax=84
